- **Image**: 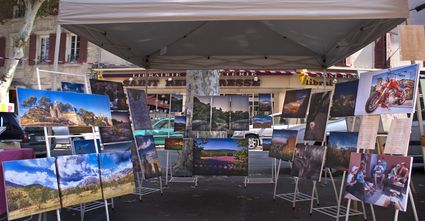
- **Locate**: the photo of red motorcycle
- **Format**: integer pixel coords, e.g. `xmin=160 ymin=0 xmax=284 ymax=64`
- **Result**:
xmin=365 ymin=77 xmax=408 ymax=113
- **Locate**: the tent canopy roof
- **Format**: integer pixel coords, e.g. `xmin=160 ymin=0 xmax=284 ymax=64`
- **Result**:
xmin=58 ymin=0 xmax=408 ymax=70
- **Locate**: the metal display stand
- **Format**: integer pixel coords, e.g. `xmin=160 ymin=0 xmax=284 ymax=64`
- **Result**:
xmin=133 ymin=171 xmax=163 ymax=201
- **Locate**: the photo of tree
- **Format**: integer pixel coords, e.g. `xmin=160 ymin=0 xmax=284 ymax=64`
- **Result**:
xmin=325 ymin=132 xmax=358 ymax=171
xmin=61 ymin=82 xmax=85 ymax=93
xmin=173 ymin=138 xmax=194 ymax=177
xmin=330 ymin=80 xmax=359 ymax=117
xmin=17 ymin=88 xmax=112 ymax=127
xmin=262 ymin=138 xmax=272 ymax=151
xmin=291 ymin=144 xmax=326 ymax=181
xmin=100 ymin=112 xmax=133 ymax=144
xmin=90 ymin=79 xmax=128 ymax=111
xmin=230 ymin=95 xmax=249 ymax=131
xmin=269 ymin=129 xmax=298 ymax=161
xmin=134 ymin=135 xmax=162 ymax=179
xmin=171 ymin=94 xmax=183 ymax=113
xmin=174 ymin=116 xmax=187 ymax=132
xmin=252 ymin=116 xmax=272 ymax=128
xmin=56 ymin=154 xmax=103 ymax=208
xmin=3 ymin=158 xmax=61 ymax=220
xmin=281 ymin=89 xmax=311 ymax=119
xmin=193 ymin=138 xmax=248 ymax=176
xmin=164 ymin=138 xmax=184 ymax=151
xmin=304 ymin=91 xmax=332 ymax=142
xmin=72 ymin=139 xmax=101 ymax=154
xmin=258 ymin=94 xmax=272 ymax=112
xmin=192 ymin=96 xmax=211 ymax=131
xmin=127 ymin=88 xmax=151 ymax=130
xmin=99 ymin=151 xmax=135 ymax=199
xmin=211 ymin=96 xmax=231 ymax=131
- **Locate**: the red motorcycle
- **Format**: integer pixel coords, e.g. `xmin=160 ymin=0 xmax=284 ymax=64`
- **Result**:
xmin=365 ymin=78 xmax=408 ymax=113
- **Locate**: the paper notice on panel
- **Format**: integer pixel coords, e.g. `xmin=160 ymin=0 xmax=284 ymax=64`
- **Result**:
xmin=357 ymin=115 xmax=380 ymax=150
xmin=384 ymin=118 xmax=412 ymax=155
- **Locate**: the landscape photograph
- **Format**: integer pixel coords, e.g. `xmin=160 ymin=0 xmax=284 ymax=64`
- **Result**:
xmin=127 ymin=88 xmax=151 ymax=130
xmin=171 ymin=94 xmax=183 ymax=113
xmin=90 ymin=79 xmax=128 ymax=110
xmin=258 ymin=94 xmax=272 ymax=112
xmin=291 ymin=144 xmax=326 ymax=181
xmin=304 ymin=91 xmax=331 ymax=142
xmin=262 ymin=138 xmax=272 ymax=151
xmin=99 ymin=151 xmax=135 ymax=199
xmin=193 ymin=138 xmax=248 ymax=176
xmin=56 ymin=154 xmax=103 ymax=207
xmin=17 ymin=88 xmax=112 ymax=127
xmin=269 ymin=129 xmax=298 ymax=161
xmin=230 ymin=95 xmax=250 ymax=131
xmin=192 ymin=96 xmax=211 ymax=131
xmin=103 ymin=141 xmax=134 ymax=152
xmin=281 ymin=89 xmax=311 ymax=119
xmin=135 ymin=135 xmax=162 ymax=179
xmin=165 ymin=137 xmax=184 ymax=150
xmin=325 ymin=132 xmax=358 ymax=171
xmin=61 ymin=82 xmax=85 ymax=93
xmin=3 ymin=158 xmax=61 ymax=220
xmin=211 ymin=96 xmax=231 ymax=131
xmin=100 ymin=112 xmax=133 ymax=143
xmin=330 ymin=80 xmax=359 ymax=117
xmin=72 ymin=139 xmax=101 ymax=154
xmin=172 ymin=138 xmax=194 ymax=177
xmin=174 ymin=115 xmax=187 ymax=132
xmin=253 ymin=115 xmax=272 ymax=128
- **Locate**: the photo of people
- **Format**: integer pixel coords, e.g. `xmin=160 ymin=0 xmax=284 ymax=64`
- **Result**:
xmin=345 ymin=153 xmax=413 ymax=212
xmin=258 ymin=94 xmax=272 ymax=112
xmin=230 ymin=95 xmax=250 ymax=131
xmin=192 ymin=96 xmax=211 ymax=131
xmin=211 ymin=96 xmax=231 ymax=131
xmin=291 ymin=144 xmax=326 ymax=181
xmin=134 ymin=135 xmax=162 ymax=179
xmin=269 ymin=129 xmax=298 ymax=161
xmin=325 ymin=132 xmax=358 ymax=171
xmin=330 ymin=80 xmax=359 ymax=117
xmin=90 ymin=79 xmax=128 ymax=111
xmin=281 ymin=89 xmax=311 ymax=119
xmin=304 ymin=91 xmax=331 ymax=142
xmin=253 ymin=115 xmax=272 ymax=128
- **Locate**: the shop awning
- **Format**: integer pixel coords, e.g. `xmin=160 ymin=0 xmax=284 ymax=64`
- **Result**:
xmin=58 ymin=0 xmax=408 ymax=70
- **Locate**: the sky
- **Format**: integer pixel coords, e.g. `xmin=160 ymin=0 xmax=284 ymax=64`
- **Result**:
xmin=195 ymin=96 xmax=211 ymax=105
xmin=99 ymin=151 xmax=133 ymax=178
xmin=17 ymin=88 xmax=112 ymax=118
xmin=230 ymin=95 xmax=249 ymax=112
xmin=212 ymin=96 xmax=231 ymax=112
xmin=371 ymin=64 xmax=418 ymax=85
xmin=259 ymin=94 xmax=272 ymax=104
xmin=3 ymin=158 xmax=59 ymax=189
xmin=253 ymin=116 xmax=272 ymax=124
xmin=195 ymin=138 xmax=247 ymax=151
xmin=328 ymin=132 xmax=358 ymax=149
xmin=172 ymin=94 xmax=183 ymax=101
xmin=285 ymin=89 xmax=310 ymax=103
xmin=272 ymin=130 xmax=297 ymax=144
xmin=56 ymin=154 xmax=100 ymax=189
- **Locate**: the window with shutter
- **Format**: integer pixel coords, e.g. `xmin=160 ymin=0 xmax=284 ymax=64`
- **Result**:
xmin=0 ymin=37 xmax=5 ymax=67
xmin=48 ymin=34 xmax=56 ymax=64
xmin=374 ymin=36 xmax=387 ymax=68
xmin=28 ymin=35 xmax=37 ymax=65
xmin=78 ymin=37 xmax=88 ymax=64
xmin=69 ymin=35 xmax=80 ymax=63
xmin=39 ymin=35 xmax=50 ymax=64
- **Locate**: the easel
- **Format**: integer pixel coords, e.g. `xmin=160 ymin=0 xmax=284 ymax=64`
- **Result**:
xmin=36 ymin=68 xmax=111 ymax=221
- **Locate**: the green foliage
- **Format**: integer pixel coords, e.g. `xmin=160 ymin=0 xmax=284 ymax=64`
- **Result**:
xmin=7 ymin=185 xmax=59 ymax=211
xmin=192 ymin=97 xmax=210 ymax=122
xmin=0 ymin=0 xmax=58 ymax=22
xmin=37 ymin=96 xmax=52 ymax=110
xmin=22 ymin=96 xmax=37 ymax=107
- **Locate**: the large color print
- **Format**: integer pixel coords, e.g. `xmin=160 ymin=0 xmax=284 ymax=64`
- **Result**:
xmin=127 ymin=88 xmax=151 ymax=130
xmin=330 ymin=80 xmax=359 ymax=117
xmin=135 ymin=135 xmax=162 ymax=179
xmin=325 ymin=132 xmax=358 ymax=171
xmin=90 ymin=79 xmax=128 ymax=111
xmin=3 ymin=158 xmax=61 ymax=220
xmin=345 ymin=153 xmax=413 ymax=212
xmin=258 ymin=94 xmax=272 ymax=112
xmin=174 ymin=116 xmax=187 ymax=132
xmin=269 ymin=130 xmax=297 ymax=161
xmin=192 ymin=96 xmax=211 ymax=131
xmin=355 ymin=64 xmax=419 ymax=115
xmin=17 ymin=88 xmax=112 ymax=127
xmin=211 ymin=96 xmax=230 ymax=131
xmin=100 ymin=112 xmax=133 ymax=144
xmin=281 ymin=89 xmax=311 ymax=119
xmin=193 ymin=138 xmax=248 ymax=176
xmin=291 ymin=144 xmax=326 ymax=181
xmin=230 ymin=95 xmax=250 ymax=131
xmin=304 ymin=91 xmax=331 ymax=142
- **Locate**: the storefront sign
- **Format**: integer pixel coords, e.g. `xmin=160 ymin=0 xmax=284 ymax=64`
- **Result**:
xmin=300 ymin=75 xmax=333 ymax=86
xmin=123 ymin=78 xmax=261 ymax=87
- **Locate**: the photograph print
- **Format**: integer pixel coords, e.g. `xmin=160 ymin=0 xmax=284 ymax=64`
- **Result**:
xmin=281 ymin=89 xmax=311 ymax=119
xmin=164 ymin=137 xmax=184 ymax=151
xmin=100 ymin=112 xmax=133 ymax=144
xmin=170 ymin=94 xmax=183 ymax=113
xmin=103 ymin=141 xmax=134 ymax=152
xmin=172 ymin=138 xmax=194 ymax=177
xmin=126 ymin=88 xmax=151 ymax=130
xmin=192 ymin=96 xmax=211 ymax=131
xmin=72 ymin=139 xmax=101 ymax=154
xmin=330 ymin=80 xmax=359 ymax=117
xmin=174 ymin=115 xmax=187 ymax=132
xmin=325 ymin=132 xmax=358 ymax=171
xmin=258 ymin=94 xmax=272 ymax=112
xmin=355 ymin=64 xmax=420 ymax=115
xmin=229 ymin=95 xmax=250 ymax=131
xmin=291 ymin=144 xmax=326 ymax=181
xmin=193 ymin=138 xmax=248 ymax=176
xmin=345 ymin=153 xmax=413 ymax=212
xmin=262 ymin=138 xmax=272 ymax=151
xmin=56 ymin=154 xmax=103 ymax=208
xmin=61 ymin=82 xmax=85 ymax=93
xmin=17 ymin=88 xmax=112 ymax=127
xmin=253 ymin=115 xmax=272 ymax=128
xmin=3 ymin=158 xmax=61 ymax=220
xmin=304 ymin=91 xmax=332 ymax=142
xmin=211 ymin=96 xmax=231 ymax=131
xmin=134 ymin=135 xmax=162 ymax=179
xmin=90 ymin=79 xmax=128 ymax=110
xmin=269 ymin=129 xmax=298 ymax=161
xmin=99 ymin=151 xmax=135 ymax=199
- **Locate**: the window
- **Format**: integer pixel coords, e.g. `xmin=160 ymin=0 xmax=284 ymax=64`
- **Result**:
xmin=69 ymin=35 xmax=80 ymax=63
xmin=39 ymin=36 xmax=49 ymax=64
xmin=13 ymin=0 xmax=25 ymax=18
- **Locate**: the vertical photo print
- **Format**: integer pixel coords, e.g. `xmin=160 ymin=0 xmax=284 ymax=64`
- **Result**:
xmin=134 ymin=135 xmax=162 ymax=179
xmin=281 ymin=89 xmax=311 ymax=119
xmin=174 ymin=116 xmax=187 ymax=132
xmin=345 ymin=153 xmax=413 ymax=212
xmin=325 ymin=132 xmax=358 ymax=171
xmin=90 ymin=79 xmax=128 ymax=110
xmin=164 ymin=137 xmax=184 ymax=151
xmin=172 ymin=138 xmax=194 ymax=177
xmin=252 ymin=115 xmax=272 ymax=128
xmin=56 ymin=154 xmax=103 ymax=208
xmin=229 ymin=95 xmax=250 ymax=131
xmin=262 ymin=138 xmax=272 ymax=151
xmin=99 ymin=151 xmax=135 ymax=199
xmin=304 ymin=91 xmax=332 ymax=142
xmin=330 ymin=80 xmax=359 ymax=117
xmin=269 ymin=129 xmax=298 ymax=161
xmin=127 ymin=88 xmax=151 ymax=130
xmin=291 ymin=144 xmax=326 ymax=181
xmin=192 ymin=96 xmax=211 ymax=131
xmin=100 ymin=112 xmax=133 ymax=144
xmin=3 ymin=158 xmax=61 ymax=220
xmin=258 ymin=94 xmax=272 ymax=112
xmin=211 ymin=96 xmax=231 ymax=131
xmin=170 ymin=94 xmax=183 ymax=113
xmin=193 ymin=138 xmax=248 ymax=176
xmin=61 ymin=82 xmax=85 ymax=93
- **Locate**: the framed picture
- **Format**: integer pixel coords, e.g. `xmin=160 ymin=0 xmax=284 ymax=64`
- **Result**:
xmin=258 ymin=94 xmax=272 ymax=112
xmin=127 ymin=88 xmax=151 ymax=130
xmin=304 ymin=91 xmax=331 ymax=142
xmin=291 ymin=144 xmax=326 ymax=181
xmin=325 ymin=132 xmax=358 ymax=171
xmin=90 ymin=79 xmax=128 ymax=111
xmin=230 ymin=95 xmax=249 ymax=131
xmin=100 ymin=111 xmax=133 ymax=144
xmin=211 ymin=96 xmax=230 ymax=131
xmin=330 ymin=80 xmax=359 ymax=117
xmin=281 ymin=89 xmax=311 ymax=119
xmin=268 ymin=129 xmax=298 ymax=161
xmin=134 ymin=135 xmax=162 ymax=179
xmin=192 ymin=96 xmax=211 ymax=131
xmin=172 ymin=138 xmax=194 ymax=177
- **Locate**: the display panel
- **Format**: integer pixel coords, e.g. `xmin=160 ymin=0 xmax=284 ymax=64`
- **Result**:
xmin=134 ymin=135 xmax=162 ymax=179
xmin=211 ymin=96 xmax=231 ymax=131
xmin=325 ymin=132 xmax=358 ymax=171
xmin=174 ymin=116 xmax=187 ymax=132
xmin=172 ymin=138 xmax=194 ymax=177
xmin=127 ymin=88 xmax=151 ymax=130
xmin=229 ymin=95 xmax=249 ymax=131
xmin=291 ymin=144 xmax=326 ymax=181
xmin=304 ymin=91 xmax=331 ymax=142
xmin=170 ymin=94 xmax=183 ymax=113
xmin=330 ymin=80 xmax=359 ymax=117
xmin=90 ymin=79 xmax=128 ymax=111
xmin=281 ymin=89 xmax=311 ymax=119
xmin=192 ymin=96 xmax=212 ymax=131
xmin=99 ymin=112 xmax=133 ymax=144
xmin=269 ymin=129 xmax=298 ymax=161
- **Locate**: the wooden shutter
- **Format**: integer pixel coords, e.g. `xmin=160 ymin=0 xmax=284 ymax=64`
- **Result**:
xmin=78 ymin=36 xmax=88 ymax=63
xmin=374 ymin=35 xmax=387 ymax=68
xmin=59 ymin=33 xmax=67 ymax=63
xmin=0 ymin=37 xmax=5 ymax=67
xmin=28 ymin=35 xmax=37 ymax=65
xmin=48 ymin=33 xmax=56 ymax=64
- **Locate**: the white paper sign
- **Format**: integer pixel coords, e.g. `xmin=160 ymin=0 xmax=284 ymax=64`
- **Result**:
xmin=384 ymin=118 xmax=412 ymax=155
xmin=357 ymin=115 xmax=380 ymax=150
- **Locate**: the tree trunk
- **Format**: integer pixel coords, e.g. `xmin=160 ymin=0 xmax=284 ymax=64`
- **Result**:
xmin=0 ymin=0 xmax=46 ymax=102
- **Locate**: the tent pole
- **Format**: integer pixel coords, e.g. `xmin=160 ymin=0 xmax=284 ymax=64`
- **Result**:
xmin=52 ymin=25 xmax=61 ymax=91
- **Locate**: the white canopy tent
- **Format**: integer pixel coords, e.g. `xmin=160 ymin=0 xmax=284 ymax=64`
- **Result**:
xmin=57 ymin=0 xmax=409 ymax=70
